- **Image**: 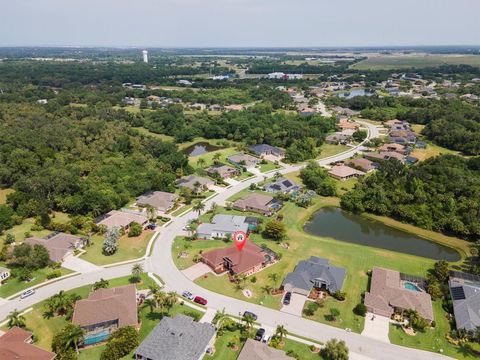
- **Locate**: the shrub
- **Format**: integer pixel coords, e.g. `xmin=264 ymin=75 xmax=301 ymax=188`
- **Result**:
xmin=354 ymin=303 xmax=367 ymax=317
xmin=46 ymin=270 xmax=61 ymax=279
xmin=250 ymin=275 xmax=257 ymax=283
xmin=332 ymin=291 xmax=346 ymax=301
xmin=128 ymin=222 xmax=142 ymax=237
xmin=4 ymin=234 xmax=15 ymax=245
xmin=303 ymin=301 xmax=320 ymax=316
xmin=100 ymin=326 xmax=139 ymax=360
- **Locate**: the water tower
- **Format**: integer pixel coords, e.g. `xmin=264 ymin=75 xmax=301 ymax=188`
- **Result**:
xmin=142 ymin=50 xmax=148 ymax=63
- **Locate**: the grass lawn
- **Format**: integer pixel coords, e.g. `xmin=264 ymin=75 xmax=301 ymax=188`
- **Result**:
xmin=172 ymin=237 xmax=230 ymax=271
xmin=189 ymin=147 xmax=238 ymax=170
xmin=80 ymin=231 xmax=154 ymax=266
xmin=132 ymin=127 xmax=174 ymax=142
xmin=235 ymin=171 xmax=254 ymax=180
xmin=0 ymin=266 xmax=73 ymax=298
xmin=226 ymin=188 xmax=269 ymax=203
xmin=259 ymin=161 xmax=281 ymax=173
xmin=0 ymin=188 xmax=14 ymax=204
xmin=389 ymin=301 xmax=480 ymax=360
xmin=171 ymin=204 xmax=193 ymax=217
xmin=335 ymin=178 xmax=357 ymax=196
xmin=317 ymin=143 xmax=350 ymax=159
xmin=411 ymin=142 xmax=462 ymax=162
xmin=1 ymin=274 xmax=155 ymax=352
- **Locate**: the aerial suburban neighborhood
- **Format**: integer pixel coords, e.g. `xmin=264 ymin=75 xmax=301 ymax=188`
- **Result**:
xmin=0 ymin=3 xmax=480 ymax=360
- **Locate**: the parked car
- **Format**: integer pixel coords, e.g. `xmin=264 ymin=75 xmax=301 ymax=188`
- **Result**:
xmin=254 ymin=328 xmax=265 ymax=341
xmin=262 ymin=334 xmax=272 ymax=344
xmin=146 ymin=223 xmax=157 ymax=230
xmin=20 ymin=289 xmax=35 ymax=299
xmin=243 ymin=311 xmax=258 ymax=321
xmin=283 ymin=291 xmax=292 ymax=305
xmin=194 ymin=296 xmax=207 ymax=305
xmin=182 ymin=291 xmax=195 ymax=301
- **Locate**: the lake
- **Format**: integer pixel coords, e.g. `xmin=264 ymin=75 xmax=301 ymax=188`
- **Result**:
xmin=183 ymin=142 xmax=222 ymax=157
xmin=304 ymin=207 xmax=460 ymax=261
xmin=337 ymin=89 xmax=374 ymax=99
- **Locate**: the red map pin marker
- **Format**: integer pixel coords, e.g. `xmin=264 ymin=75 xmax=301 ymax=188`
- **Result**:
xmin=233 ymin=231 xmax=247 ymax=252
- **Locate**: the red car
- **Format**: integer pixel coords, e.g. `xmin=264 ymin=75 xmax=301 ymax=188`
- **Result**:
xmin=194 ymin=296 xmax=207 ymax=305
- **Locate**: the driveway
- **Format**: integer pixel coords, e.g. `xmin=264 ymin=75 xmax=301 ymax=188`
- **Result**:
xmin=361 ymin=313 xmax=391 ymax=343
xmin=62 ymin=254 xmax=102 ymax=273
xmin=280 ymin=293 xmax=307 ymax=316
xmin=182 ymin=262 xmax=212 ymax=281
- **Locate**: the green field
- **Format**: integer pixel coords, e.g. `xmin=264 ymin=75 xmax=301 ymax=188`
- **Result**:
xmin=132 ymin=127 xmax=174 ymax=142
xmin=352 ymin=55 xmax=480 ymax=70
xmin=0 ymin=188 xmax=14 ymax=204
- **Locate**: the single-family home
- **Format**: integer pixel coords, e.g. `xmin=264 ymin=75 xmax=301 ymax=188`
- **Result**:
xmin=72 ymin=285 xmax=139 ymax=346
xmin=282 ymin=256 xmax=346 ymax=296
xmin=224 ymin=104 xmax=244 ymax=111
xmin=328 ymin=164 xmax=365 ymax=180
xmin=228 ymin=153 xmax=261 ymax=168
xmin=264 ymin=178 xmax=301 ymax=194
xmin=96 ymin=210 xmax=149 ymax=231
xmin=237 ymin=338 xmax=294 ymax=360
xmin=347 ymin=158 xmax=377 ymax=173
xmin=136 ymin=191 xmax=178 ymax=213
xmin=134 ymin=314 xmax=216 ymax=360
xmin=0 ymin=267 xmax=10 ymax=286
xmin=389 ymin=130 xmax=417 ymax=144
xmin=177 ymin=175 xmax=215 ymax=194
xmin=232 ymin=193 xmax=282 ymax=216
xmin=325 ymin=132 xmax=350 ymax=145
xmin=337 ymin=119 xmax=360 ymax=131
xmin=0 ymin=327 xmax=56 ymax=360
xmin=364 ymin=151 xmax=407 ymax=164
xmin=448 ymin=272 xmax=480 ymax=333
xmin=364 ymin=267 xmax=433 ymax=322
xmin=201 ymin=241 xmax=276 ymax=277
xmin=249 ymin=144 xmax=285 ymax=158
xmin=379 ymin=143 xmax=407 ymax=154
xmin=196 ymin=214 xmax=257 ymax=240
xmin=25 ymin=232 xmax=86 ymax=263
xmin=206 ymin=164 xmax=240 ymax=179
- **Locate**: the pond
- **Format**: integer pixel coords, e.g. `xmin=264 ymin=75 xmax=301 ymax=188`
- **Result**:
xmin=304 ymin=207 xmax=460 ymax=261
xmin=337 ymin=88 xmax=374 ymax=99
xmin=183 ymin=142 xmax=222 ymax=157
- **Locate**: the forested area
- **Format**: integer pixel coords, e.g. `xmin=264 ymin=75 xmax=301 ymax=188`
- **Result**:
xmin=340 ymin=155 xmax=480 ymax=239
xmin=328 ymin=95 xmax=480 ymax=155
xmin=0 ymin=102 xmax=189 ymax=229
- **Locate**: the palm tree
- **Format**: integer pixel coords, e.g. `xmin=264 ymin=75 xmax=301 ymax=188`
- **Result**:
xmin=192 ymin=181 xmax=202 ymax=195
xmin=146 ymin=205 xmax=157 ymax=222
xmin=144 ymin=298 xmax=157 ymax=313
xmin=212 ymin=153 xmax=221 ymax=164
xmin=93 ymin=278 xmax=109 ymax=290
xmin=210 ymin=202 xmax=218 ymax=213
xmin=148 ymin=284 xmax=161 ymax=298
xmin=242 ymin=313 xmax=255 ymax=329
xmin=164 ymin=291 xmax=177 ymax=313
xmin=268 ymin=273 xmax=279 ymax=289
xmin=261 ymin=285 xmax=272 ymax=296
xmin=154 ymin=291 xmax=166 ymax=309
xmin=192 ymin=200 xmax=205 ymax=217
xmin=275 ymin=325 xmax=288 ymax=342
xmin=7 ymin=309 xmax=26 ymax=328
xmin=214 ymin=308 xmax=228 ymax=330
xmin=131 ymin=263 xmax=143 ymax=282
xmin=63 ymin=324 xmax=84 ymax=354
xmin=197 ymin=158 xmax=206 ymax=168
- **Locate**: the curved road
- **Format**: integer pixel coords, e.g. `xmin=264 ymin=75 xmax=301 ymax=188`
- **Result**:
xmin=0 ymin=121 xmax=449 ymax=359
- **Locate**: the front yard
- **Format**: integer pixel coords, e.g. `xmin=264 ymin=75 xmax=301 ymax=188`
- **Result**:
xmin=80 ymin=230 xmax=154 ymax=266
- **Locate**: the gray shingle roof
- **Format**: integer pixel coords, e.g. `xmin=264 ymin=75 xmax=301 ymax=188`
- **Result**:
xmin=449 ymin=279 xmax=480 ymax=332
xmin=264 ymin=178 xmax=301 ymax=194
xmin=197 ymin=214 xmax=249 ymax=237
xmin=135 ymin=314 xmax=215 ymax=360
xmin=282 ymin=256 xmax=346 ymax=293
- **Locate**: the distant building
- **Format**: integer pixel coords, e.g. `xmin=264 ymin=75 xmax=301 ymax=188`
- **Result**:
xmin=136 ymin=191 xmax=178 ymax=213
xmin=177 ymin=79 xmax=192 ymax=86
xmin=142 ymin=50 xmax=148 ymax=63
xmin=205 ymin=164 xmax=240 ymax=179
xmin=0 ymin=327 xmax=56 ymax=360
xmin=232 ymin=193 xmax=282 ymax=216
xmin=135 ymin=314 xmax=216 ymax=360
xmin=379 ymin=143 xmax=407 ymax=154
xmin=228 ymin=152 xmax=261 ymax=168
xmin=328 ymin=164 xmax=365 ymax=181
xmin=325 ymin=132 xmax=351 ymax=145
xmin=267 ymin=72 xmax=303 ymax=80
xmin=249 ymin=144 xmax=285 ymax=158
xmin=264 ymin=177 xmax=301 ymax=194
xmin=96 ymin=210 xmax=149 ymax=231
xmin=37 ymin=99 xmax=48 ymax=104
xmin=25 ymin=232 xmax=86 ymax=263
xmin=177 ymin=175 xmax=215 ymax=194
xmin=347 ymin=158 xmax=378 ymax=173
xmin=196 ymin=214 xmax=257 ymax=240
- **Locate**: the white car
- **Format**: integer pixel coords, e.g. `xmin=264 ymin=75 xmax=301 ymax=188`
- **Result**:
xmin=182 ymin=291 xmax=195 ymax=301
xmin=20 ymin=289 xmax=35 ymax=299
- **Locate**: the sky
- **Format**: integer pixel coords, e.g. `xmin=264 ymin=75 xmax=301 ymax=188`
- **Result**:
xmin=1 ymin=0 xmax=479 ymax=47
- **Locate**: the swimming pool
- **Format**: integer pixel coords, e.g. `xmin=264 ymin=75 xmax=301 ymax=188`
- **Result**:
xmin=404 ymin=282 xmax=421 ymax=292
xmin=84 ymin=330 xmax=110 ymax=345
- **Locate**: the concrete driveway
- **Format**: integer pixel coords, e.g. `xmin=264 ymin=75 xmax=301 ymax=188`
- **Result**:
xmin=62 ymin=254 xmax=102 ymax=273
xmin=182 ymin=262 xmax=212 ymax=281
xmin=280 ymin=293 xmax=307 ymax=316
xmin=361 ymin=313 xmax=391 ymax=343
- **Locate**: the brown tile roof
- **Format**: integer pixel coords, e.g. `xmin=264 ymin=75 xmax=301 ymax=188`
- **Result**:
xmin=206 ymin=164 xmax=238 ymax=178
xmin=379 ymin=143 xmax=406 ymax=153
xmin=328 ymin=164 xmax=365 ymax=179
xmin=0 ymin=327 xmax=56 ymax=360
xmin=72 ymin=284 xmax=138 ymax=328
xmin=97 ymin=210 xmax=148 ymax=230
xmin=347 ymin=158 xmax=376 ymax=172
xmin=237 ymin=339 xmax=294 ymax=360
xmin=25 ymin=232 xmax=84 ymax=262
xmin=233 ymin=194 xmax=273 ymax=213
xmin=201 ymin=241 xmax=265 ymax=274
xmin=136 ymin=191 xmax=178 ymax=212
xmin=364 ymin=267 xmax=433 ymax=321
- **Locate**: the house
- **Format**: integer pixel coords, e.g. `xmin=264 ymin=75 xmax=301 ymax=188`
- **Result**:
xmin=282 ymin=256 xmax=346 ymax=296
xmin=448 ymin=272 xmax=480 ymax=333
xmin=196 ymin=214 xmax=255 ymax=240
xmin=389 ymin=130 xmax=417 ymax=144
xmin=224 ymin=104 xmax=244 ymax=111
xmin=177 ymin=79 xmax=192 ymax=86
xmin=232 ymin=193 xmax=282 ymax=216
xmin=379 ymin=143 xmax=407 ymax=154
xmin=347 ymin=158 xmax=377 ymax=173
xmin=325 ymin=132 xmax=351 ymax=145
xmin=328 ymin=164 xmax=365 ymax=180
xmin=0 ymin=267 xmax=10 ymax=286
xmin=177 ymin=175 xmax=215 ymax=193
xmin=96 ymin=210 xmax=149 ymax=231
xmin=237 ymin=338 xmax=294 ymax=360
xmin=134 ymin=314 xmax=216 ymax=360
xmin=206 ymin=164 xmax=240 ymax=179
xmin=364 ymin=151 xmax=407 ymax=164
xmin=364 ymin=267 xmax=433 ymax=322
xmin=72 ymin=285 xmax=138 ymax=346
xmin=249 ymin=144 xmax=285 ymax=158
xmin=201 ymin=240 xmax=276 ymax=276
xmin=0 ymin=327 xmax=56 ymax=360
xmin=337 ymin=119 xmax=360 ymax=131
xmin=25 ymin=232 xmax=86 ymax=263
xmin=264 ymin=177 xmax=301 ymax=194
xmin=228 ymin=152 xmax=261 ymax=168
xmin=37 ymin=99 xmax=48 ymax=104
xmin=136 ymin=191 xmax=178 ymax=213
